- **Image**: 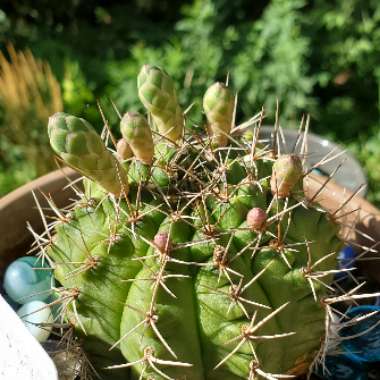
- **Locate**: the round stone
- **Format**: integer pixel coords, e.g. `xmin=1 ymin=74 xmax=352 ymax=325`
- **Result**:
xmin=16 ymin=300 xmax=53 ymax=342
xmin=3 ymin=256 xmax=54 ymax=304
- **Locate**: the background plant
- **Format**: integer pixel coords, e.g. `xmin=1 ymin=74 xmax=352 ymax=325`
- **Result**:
xmin=0 ymin=44 xmax=63 ymax=193
xmin=0 ymin=0 xmax=379 ymax=204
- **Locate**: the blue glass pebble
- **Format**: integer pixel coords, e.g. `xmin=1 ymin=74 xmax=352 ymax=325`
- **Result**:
xmin=315 ymin=355 xmax=367 ymax=380
xmin=3 ymin=256 xmax=54 ymax=304
xmin=311 ymin=167 xmax=327 ymax=177
xmin=341 ymin=306 xmax=380 ymax=364
xmin=17 ymin=300 xmax=53 ymax=342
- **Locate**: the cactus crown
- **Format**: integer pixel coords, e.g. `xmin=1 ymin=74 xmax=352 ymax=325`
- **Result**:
xmin=35 ymin=65 xmax=373 ymax=380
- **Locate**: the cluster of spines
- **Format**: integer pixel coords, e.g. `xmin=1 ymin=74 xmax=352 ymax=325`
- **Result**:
xmin=26 ymin=65 xmax=380 ymax=380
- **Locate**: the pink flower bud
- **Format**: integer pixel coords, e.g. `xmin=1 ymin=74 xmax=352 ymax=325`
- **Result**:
xmin=153 ymin=232 xmax=172 ymax=253
xmin=247 ymin=207 xmax=267 ymax=231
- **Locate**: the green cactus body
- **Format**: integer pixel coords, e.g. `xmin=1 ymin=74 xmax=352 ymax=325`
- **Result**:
xmin=138 ymin=65 xmax=184 ymax=143
xmin=45 ymin=68 xmax=343 ymax=380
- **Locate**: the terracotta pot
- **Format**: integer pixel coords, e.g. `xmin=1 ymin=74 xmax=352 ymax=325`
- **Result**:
xmin=1 ymin=168 xmax=379 ymax=282
xmin=304 ymin=174 xmax=380 ymax=283
xmin=0 ymin=167 xmax=79 ymax=281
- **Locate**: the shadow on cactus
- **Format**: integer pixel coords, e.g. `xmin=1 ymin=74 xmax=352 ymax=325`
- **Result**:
xmin=34 ymin=64 xmax=373 ymax=379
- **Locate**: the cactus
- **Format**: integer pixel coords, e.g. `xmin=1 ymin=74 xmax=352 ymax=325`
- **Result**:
xmin=33 ymin=65 xmax=374 ymax=380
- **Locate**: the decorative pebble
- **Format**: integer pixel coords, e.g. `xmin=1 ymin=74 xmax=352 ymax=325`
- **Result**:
xmin=311 ymin=167 xmax=326 ymax=177
xmin=341 ymin=305 xmax=380 ymax=364
xmin=3 ymin=256 xmax=54 ymax=304
xmin=16 ymin=300 xmax=53 ymax=342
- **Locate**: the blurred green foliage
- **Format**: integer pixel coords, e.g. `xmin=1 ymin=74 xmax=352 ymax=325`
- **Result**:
xmin=0 ymin=0 xmax=379 ymax=204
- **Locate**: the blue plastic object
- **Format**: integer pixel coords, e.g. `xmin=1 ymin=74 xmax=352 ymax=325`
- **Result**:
xmin=341 ymin=305 xmax=380 ymax=364
xmin=336 ymin=245 xmax=356 ymax=280
xmin=3 ymin=256 xmax=54 ymax=304
xmin=315 ymin=355 xmax=367 ymax=380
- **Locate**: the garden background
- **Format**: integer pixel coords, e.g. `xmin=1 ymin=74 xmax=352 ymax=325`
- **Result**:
xmin=0 ymin=0 xmax=379 ymax=205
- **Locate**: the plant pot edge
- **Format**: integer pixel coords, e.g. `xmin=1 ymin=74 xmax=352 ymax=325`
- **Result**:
xmin=0 ymin=167 xmax=79 ymax=277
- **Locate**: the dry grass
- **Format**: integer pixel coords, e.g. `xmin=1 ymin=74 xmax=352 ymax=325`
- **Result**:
xmin=0 ymin=44 xmax=63 ymax=175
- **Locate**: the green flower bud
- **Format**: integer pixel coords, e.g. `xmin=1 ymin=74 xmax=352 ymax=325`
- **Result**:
xmin=116 ymin=138 xmax=133 ymax=161
xmin=48 ymin=112 xmax=129 ymax=196
xmin=138 ymin=64 xmax=184 ymax=143
xmin=120 ymin=112 xmax=154 ymax=164
xmin=270 ymin=154 xmax=303 ymax=198
xmin=203 ymin=82 xmax=235 ymax=147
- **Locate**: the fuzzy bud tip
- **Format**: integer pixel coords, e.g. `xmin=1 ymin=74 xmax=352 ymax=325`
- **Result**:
xmin=154 ymin=232 xmax=172 ymax=253
xmin=116 ymin=138 xmax=133 ymax=161
xmin=270 ymin=154 xmax=303 ymax=198
xmin=247 ymin=207 xmax=267 ymax=231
